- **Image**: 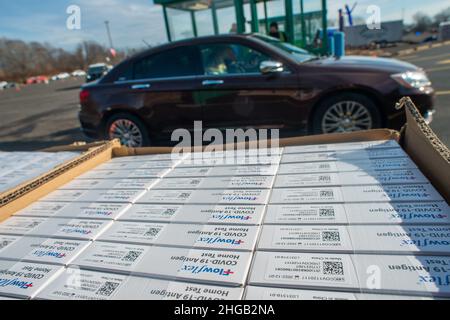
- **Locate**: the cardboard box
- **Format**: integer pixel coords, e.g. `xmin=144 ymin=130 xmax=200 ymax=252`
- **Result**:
xmin=153 ymin=176 xmax=275 ymax=189
xmin=0 ymin=216 xmax=112 ymax=240
xmin=269 ymin=184 xmax=445 ymax=204
xmin=37 ymin=267 xmax=244 ymax=300
xmin=71 ymin=243 xmax=252 ymax=287
xmin=98 ymin=222 xmax=260 ymax=251
xmin=277 ymin=158 xmax=417 ymax=175
xmin=39 ymin=189 xmax=146 ymax=204
xmin=118 ymin=204 xmax=266 ymax=225
xmin=280 ymin=148 xmax=408 ymax=163
xmin=258 ymin=225 xmax=450 ymax=255
xmin=244 ymin=286 xmax=434 ymax=300
xmin=0 ymin=260 xmax=64 ymax=299
xmin=264 ymin=202 xmax=450 ymax=225
xmin=59 ymin=178 xmax=158 ymax=190
xmin=13 ymin=201 xmax=131 ymax=220
xmin=0 ymin=237 xmax=91 ymax=265
xmin=248 ymin=252 xmax=450 ymax=297
xmin=137 ymin=189 xmax=270 ymax=205
xmin=274 ymin=169 xmax=428 ymax=188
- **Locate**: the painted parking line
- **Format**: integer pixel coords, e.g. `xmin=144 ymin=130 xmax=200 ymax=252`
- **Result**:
xmin=405 ymin=52 xmax=450 ymax=63
xmin=436 ymin=90 xmax=450 ymax=96
xmin=426 ymin=65 xmax=450 ymax=73
xmin=437 ymin=59 xmax=450 ymax=65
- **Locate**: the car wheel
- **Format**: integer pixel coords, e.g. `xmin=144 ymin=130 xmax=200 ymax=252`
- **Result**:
xmin=105 ymin=113 xmax=150 ymax=147
xmin=311 ymin=93 xmax=382 ymax=134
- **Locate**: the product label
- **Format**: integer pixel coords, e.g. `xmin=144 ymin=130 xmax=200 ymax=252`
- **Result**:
xmin=264 ymin=204 xmax=348 ymax=224
xmin=270 ymin=188 xmax=344 ymax=204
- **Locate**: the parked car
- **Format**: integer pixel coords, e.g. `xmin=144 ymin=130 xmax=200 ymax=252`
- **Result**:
xmin=72 ymin=70 xmax=87 ymax=77
xmin=86 ymin=63 xmax=111 ymax=82
xmin=79 ymin=34 xmax=435 ymax=147
xmin=0 ymin=81 xmax=7 ymax=90
xmin=26 ymin=76 xmax=49 ymax=84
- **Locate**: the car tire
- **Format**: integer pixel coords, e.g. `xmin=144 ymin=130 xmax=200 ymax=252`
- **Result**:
xmin=311 ymin=93 xmax=382 ymax=134
xmin=105 ymin=113 xmax=150 ymax=147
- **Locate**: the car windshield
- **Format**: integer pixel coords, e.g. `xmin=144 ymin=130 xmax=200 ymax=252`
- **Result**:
xmin=254 ymin=34 xmax=318 ymax=63
xmin=88 ymin=66 xmax=106 ymax=74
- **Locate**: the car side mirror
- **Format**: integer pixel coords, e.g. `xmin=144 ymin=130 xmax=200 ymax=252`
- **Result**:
xmin=260 ymin=61 xmax=284 ymax=74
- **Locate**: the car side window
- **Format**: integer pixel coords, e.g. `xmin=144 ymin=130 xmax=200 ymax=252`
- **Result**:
xmin=200 ymin=43 xmax=271 ymax=76
xmin=133 ymin=46 xmax=203 ymax=80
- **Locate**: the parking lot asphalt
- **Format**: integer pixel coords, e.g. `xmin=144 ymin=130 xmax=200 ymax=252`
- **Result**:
xmin=0 ymin=43 xmax=449 ymax=151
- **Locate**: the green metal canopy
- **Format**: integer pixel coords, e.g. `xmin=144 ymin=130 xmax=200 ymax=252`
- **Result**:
xmin=153 ymin=0 xmax=328 ymax=54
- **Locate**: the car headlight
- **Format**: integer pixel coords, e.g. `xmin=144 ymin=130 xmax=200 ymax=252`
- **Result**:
xmin=391 ymin=71 xmax=431 ymax=89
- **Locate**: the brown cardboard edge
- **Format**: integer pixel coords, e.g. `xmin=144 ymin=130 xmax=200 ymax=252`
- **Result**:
xmin=400 ymin=97 xmax=450 ymax=203
xmin=0 ymin=141 xmax=120 ymax=222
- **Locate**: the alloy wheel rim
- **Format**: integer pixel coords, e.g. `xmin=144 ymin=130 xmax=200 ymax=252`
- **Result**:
xmin=321 ymin=101 xmax=373 ymax=133
xmin=108 ymin=119 xmax=143 ymax=147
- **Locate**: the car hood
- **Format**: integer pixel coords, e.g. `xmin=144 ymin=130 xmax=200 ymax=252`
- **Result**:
xmin=305 ymin=55 xmax=420 ymax=73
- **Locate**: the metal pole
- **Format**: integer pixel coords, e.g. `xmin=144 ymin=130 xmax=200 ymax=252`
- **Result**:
xmin=250 ymin=0 xmax=259 ymax=33
xmin=321 ymin=0 xmax=328 ymax=55
xmin=211 ymin=0 xmax=219 ymax=35
xmin=104 ymin=20 xmax=114 ymax=48
xmin=163 ymin=5 xmax=172 ymax=42
xmin=300 ymin=0 xmax=306 ymax=47
xmin=284 ymin=0 xmax=294 ymax=43
xmin=191 ymin=11 xmax=198 ymax=37
xmin=263 ymin=0 xmax=269 ymax=34
xmin=234 ymin=0 xmax=245 ymax=33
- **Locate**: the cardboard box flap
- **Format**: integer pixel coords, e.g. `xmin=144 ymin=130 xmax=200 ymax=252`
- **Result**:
xmin=400 ymin=97 xmax=450 ymax=203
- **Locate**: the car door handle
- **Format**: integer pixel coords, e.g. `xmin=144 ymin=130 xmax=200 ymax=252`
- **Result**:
xmin=131 ymin=84 xmax=151 ymax=90
xmin=202 ymin=80 xmax=224 ymax=86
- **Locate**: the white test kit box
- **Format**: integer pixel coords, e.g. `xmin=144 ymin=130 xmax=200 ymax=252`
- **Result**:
xmin=110 ymin=153 xmax=188 ymax=162
xmin=264 ymin=202 xmax=450 ymax=225
xmin=60 ymin=178 xmax=158 ymax=190
xmin=0 ymin=261 xmax=64 ymax=299
xmin=40 ymin=189 xmax=146 ymax=203
xmin=37 ymin=268 xmax=244 ymax=300
xmin=249 ymin=252 xmax=450 ymax=297
xmin=270 ymin=184 xmax=445 ymax=203
xmin=0 ymin=217 xmax=112 ymax=240
xmin=277 ymin=158 xmax=416 ymax=175
xmin=274 ymin=169 xmax=428 ymax=188
xmin=153 ymin=176 xmax=275 ymax=189
xmin=282 ymin=139 xmax=400 ymax=154
xmin=280 ymin=148 xmax=408 ymax=163
xmin=77 ymin=168 xmax=171 ymax=179
xmin=94 ymin=159 xmax=178 ymax=170
xmin=137 ymin=189 xmax=271 ymax=205
xmin=98 ymin=222 xmax=260 ymax=251
xmin=178 ymin=155 xmax=281 ymax=168
xmin=118 ymin=204 xmax=266 ymax=225
xmin=71 ymin=243 xmax=253 ymax=287
xmin=258 ymin=225 xmax=450 ymax=255
xmin=166 ymin=165 xmax=279 ymax=178
xmin=14 ymin=201 xmax=132 ymax=220
xmin=0 ymin=237 xmax=91 ymax=265
xmin=244 ymin=286 xmax=433 ymax=300
xmin=0 ymin=235 xmax=21 ymax=253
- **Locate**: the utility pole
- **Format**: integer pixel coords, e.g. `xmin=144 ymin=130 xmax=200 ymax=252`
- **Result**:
xmin=104 ymin=20 xmax=114 ymax=49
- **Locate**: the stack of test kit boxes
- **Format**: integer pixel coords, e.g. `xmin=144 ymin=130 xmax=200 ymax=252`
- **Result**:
xmin=0 ymin=139 xmax=449 ymax=300
xmin=247 ymin=140 xmax=450 ymax=300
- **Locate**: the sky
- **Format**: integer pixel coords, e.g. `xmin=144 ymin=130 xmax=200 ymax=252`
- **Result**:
xmin=0 ymin=0 xmax=448 ymax=51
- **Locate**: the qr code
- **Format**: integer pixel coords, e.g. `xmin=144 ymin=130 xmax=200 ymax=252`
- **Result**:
xmin=178 ymin=192 xmax=191 ymax=199
xmin=319 ymin=208 xmax=335 ymax=217
xmin=163 ymin=208 xmax=177 ymax=216
xmin=319 ymin=175 xmax=331 ymax=182
xmin=190 ymin=179 xmax=201 ymax=185
xmin=144 ymin=227 xmax=162 ymax=237
xmin=320 ymin=190 xmax=334 ymax=197
xmin=323 ymin=261 xmax=344 ymax=275
xmin=96 ymin=281 xmax=120 ymax=297
xmin=122 ymin=251 xmax=142 ymax=262
xmin=322 ymin=231 xmax=340 ymax=242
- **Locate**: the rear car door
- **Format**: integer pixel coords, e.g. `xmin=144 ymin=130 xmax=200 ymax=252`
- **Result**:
xmin=197 ymin=41 xmax=301 ymax=131
xmin=112 ymin=45 xmax=204 ymax=140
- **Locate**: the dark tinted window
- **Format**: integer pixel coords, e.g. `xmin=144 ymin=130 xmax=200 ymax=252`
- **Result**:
xmin=133 ymin=46 xmax=202 ymax=80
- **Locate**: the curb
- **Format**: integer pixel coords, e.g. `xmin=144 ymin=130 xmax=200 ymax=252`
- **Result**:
xmin=396 ymin=40 xmax=450 ymax=57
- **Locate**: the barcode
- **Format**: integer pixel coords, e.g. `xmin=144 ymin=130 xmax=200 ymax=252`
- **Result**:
xmin=121 ymin=251 xmax=142 ymax=262
xmin=96 ymin=281 xmax=120 ymax=297
xmin=320 ymin=190 xmax=334 ymax=197
xmin=144 ymin=227 xmax=162 ymax=237
xmin=319 ymin=208 xmax=335 ymax=217
xmin=319 ymin=164 xmax=330 ymax=169
xmin=322 ymin=231 xmax=340 ymax=242
xmin=323 ymin=261 xmax=344 ymax=275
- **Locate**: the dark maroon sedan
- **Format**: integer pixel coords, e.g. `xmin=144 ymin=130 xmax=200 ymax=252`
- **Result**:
xmin=79 ymin=34 xmax=435 ymax=147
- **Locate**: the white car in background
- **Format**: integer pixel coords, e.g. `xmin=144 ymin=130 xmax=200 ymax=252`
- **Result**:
xmin=0 ymin=81 xmax=7 ymax=90
xmin=72 ymin=70 xmax=87 ymax=77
